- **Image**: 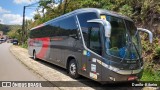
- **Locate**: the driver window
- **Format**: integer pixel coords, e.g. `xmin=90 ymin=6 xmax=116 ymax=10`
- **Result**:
xmin=88 ymin=23 xmax=102 ymax=55
xmin=78 ymin=12 xmax=102 ymax=55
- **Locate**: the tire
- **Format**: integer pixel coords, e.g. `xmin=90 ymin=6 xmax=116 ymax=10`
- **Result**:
xmin=33 ymin=51 xmax=37 ymax=60
xmin=68 ymin=59 xmax=79 ymax=79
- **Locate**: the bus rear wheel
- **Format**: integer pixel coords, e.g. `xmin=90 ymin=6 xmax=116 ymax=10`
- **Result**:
xmin=68 ymin=59 xmax=79 ymax=79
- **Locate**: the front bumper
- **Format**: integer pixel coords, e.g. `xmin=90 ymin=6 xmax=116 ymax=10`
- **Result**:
xmin=101 ymin=66 xmax=143 ymax=81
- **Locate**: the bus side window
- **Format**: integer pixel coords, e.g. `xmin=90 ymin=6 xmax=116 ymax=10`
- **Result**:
xmin=78 ymin=12 xmax=98 ymax=46
xmin=49 ymin=21 xmax=60 ymax=37
xmin=59 ymin=16 xmax=78 ymax=39
xmin=88 ymin=23 xmax=102 ymax=55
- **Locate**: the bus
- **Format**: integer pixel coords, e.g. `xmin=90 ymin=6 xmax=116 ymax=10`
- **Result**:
xmin=28 ymin=8 xmax=153 ymax=82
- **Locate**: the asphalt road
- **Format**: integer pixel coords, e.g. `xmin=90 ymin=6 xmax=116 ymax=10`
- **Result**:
xmin=0 ymin=42 xmax=58 ymax=90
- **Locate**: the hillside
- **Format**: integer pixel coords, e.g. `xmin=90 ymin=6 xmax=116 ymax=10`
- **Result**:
xmin=0 ymin=24 xmax=21 ymax=34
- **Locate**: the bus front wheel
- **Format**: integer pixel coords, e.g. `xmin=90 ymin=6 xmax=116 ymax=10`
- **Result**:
xmin=68 ymin=59 xmax=79 ymax=79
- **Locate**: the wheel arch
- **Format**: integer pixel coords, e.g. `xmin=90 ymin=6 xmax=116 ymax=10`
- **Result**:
xmin=33 ymin=49 xmax=36 ymax=56
xmin=66 ymin=55 xmax=79 ymax=70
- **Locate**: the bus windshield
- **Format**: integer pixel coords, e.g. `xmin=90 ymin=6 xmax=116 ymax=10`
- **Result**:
xmin=104 ymin=15 xmax=141 ymax=60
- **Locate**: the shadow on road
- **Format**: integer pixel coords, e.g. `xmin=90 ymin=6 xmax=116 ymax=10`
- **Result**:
xmin=29 ymin=57 xmax=143 ymax=90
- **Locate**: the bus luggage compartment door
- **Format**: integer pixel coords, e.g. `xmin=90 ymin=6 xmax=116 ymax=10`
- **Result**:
xmin=49 ymin=37 xmax=62 ymax=65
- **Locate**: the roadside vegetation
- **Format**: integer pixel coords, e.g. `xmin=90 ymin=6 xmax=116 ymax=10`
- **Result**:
xmin=0 ymin=24 xmax=21 ymax=35
xmin=7 ymin=0 xmax=160 ymax=81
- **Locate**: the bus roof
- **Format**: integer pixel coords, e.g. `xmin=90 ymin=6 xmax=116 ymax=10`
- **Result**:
xmin=31 ymin=8 xmax=133 ymax=30
xmin=73 ymin=8 xmax=132 ymax=21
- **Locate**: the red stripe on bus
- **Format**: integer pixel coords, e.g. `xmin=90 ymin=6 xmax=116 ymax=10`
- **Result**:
xmin=36 ymin=37 xmax=50 ymax=59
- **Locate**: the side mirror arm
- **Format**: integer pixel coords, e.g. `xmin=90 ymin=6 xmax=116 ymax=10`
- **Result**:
xmin=137 ymin=28 xmax=153 ymax=43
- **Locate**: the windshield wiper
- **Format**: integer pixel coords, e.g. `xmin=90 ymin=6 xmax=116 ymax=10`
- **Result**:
xmin=132 ymin=42 xmax=141 ymax=65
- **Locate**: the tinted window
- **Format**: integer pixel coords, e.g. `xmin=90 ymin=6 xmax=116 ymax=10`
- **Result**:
xmin=49 ymin=21 xmax=60 ymax=36
xmin=78 ymin=12 xmax=102 ymax=55
xmin=78 ymin=12 xmax=98 ymax=46
xmin=30 ymin=28 xmax=41 ymax=38
xmin=125 ymin=20 xmax=142 ymax=56
xmin=59 ymin=17 xmax=78 ymax=37
xmin=30 ymin=25 xmax=53 ymax=38
xmin=88 ymin=23 xmax=101 ymax=55
xmin=30 ymin=16 xmax=78 ymax=38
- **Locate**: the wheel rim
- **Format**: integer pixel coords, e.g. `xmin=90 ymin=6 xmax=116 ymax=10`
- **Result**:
xmin=70 ymin=63 xmax=76 ymax=75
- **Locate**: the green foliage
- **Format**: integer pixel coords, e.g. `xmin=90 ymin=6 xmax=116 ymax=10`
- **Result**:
xmin=33 ymin=14 xmax=41 ymax=20
xmin=7 ymin=29 xmax=22 ymax=42
xmin=21 ymin=41 xmax=28 ymax=49
xmin=7 ymin=30 xmax=16 ymax=39
xmin=155 ymin=47 xmax=160 ymax=56
xmin=0 ymin=24 xmax=21 ymax=34
xmin=119 ymin=5 xmax=133 ymax=17
xmin=31 ymin=0 xmax=160 ymax=28
xmin=141 ymin=68 xmax=160 ymax=81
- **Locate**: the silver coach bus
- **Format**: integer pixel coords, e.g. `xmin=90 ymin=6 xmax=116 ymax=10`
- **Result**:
xmin=28 ymin=8 xmax=153 ymax=82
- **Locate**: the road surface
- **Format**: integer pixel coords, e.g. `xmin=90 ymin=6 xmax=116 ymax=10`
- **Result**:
xmin=0 ymin=42 xmax=58 ymax=90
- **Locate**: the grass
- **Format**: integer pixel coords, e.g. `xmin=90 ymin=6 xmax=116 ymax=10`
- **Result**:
xmin=20 ymin=43 xmax=28 ymax=49
xmin=141 ymin=68 xmax=160 ymax=81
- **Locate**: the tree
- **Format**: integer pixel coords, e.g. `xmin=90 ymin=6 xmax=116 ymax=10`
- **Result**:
xmin=33 ymin=13 xmax=41 ymax=20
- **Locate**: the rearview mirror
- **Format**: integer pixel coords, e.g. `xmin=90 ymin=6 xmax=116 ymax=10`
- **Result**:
xmin=137 ymin=28 xmax=153 ymax=43
xmin=87 ymin=19 xmax=111 ymax=38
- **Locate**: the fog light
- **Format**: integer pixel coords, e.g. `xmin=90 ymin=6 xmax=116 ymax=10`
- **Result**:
xmin=128 ymin=76 xmax=137 ymax=81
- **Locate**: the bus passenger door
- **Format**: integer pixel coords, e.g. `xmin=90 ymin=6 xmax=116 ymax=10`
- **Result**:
xmin=77 ymin=12 xmax=102 ymax=80
xmin=81 ymin=24 xmax=102 ymax=81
